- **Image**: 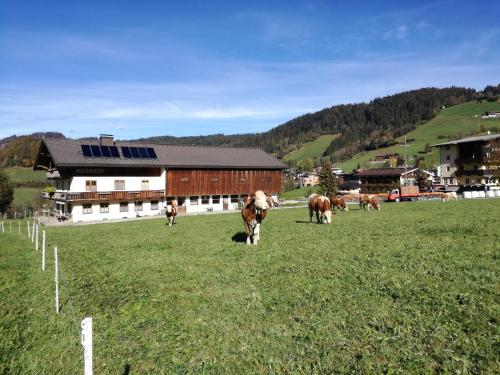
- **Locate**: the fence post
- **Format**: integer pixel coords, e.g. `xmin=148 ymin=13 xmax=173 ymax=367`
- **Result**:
xmin=35 ymin=225 xmax=39 ymax=251
xmin=1 ymin=221 xmax=4 ymax=233
xmin=31 ymin=221 xmax=35 ymax=243
xmin=54 ymin=246 xmax=59 ymax=314
xmin=42 ymin=230 xmax=46 ymax=271
xmin=18 ymin=221 xmax=21 ymax=236
xmin=81 ymin=317 xmax=93 ymax=375
xmin=27 ymin=221 xmax=30 ymax=238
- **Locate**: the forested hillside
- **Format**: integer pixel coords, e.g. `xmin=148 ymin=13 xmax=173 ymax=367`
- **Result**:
xmin=137 ymin=86 xmax=486 ymax=161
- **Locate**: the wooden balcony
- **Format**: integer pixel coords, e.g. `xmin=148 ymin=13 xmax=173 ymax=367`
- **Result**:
xmin=65 ymin=190 xmax=165 ymax=202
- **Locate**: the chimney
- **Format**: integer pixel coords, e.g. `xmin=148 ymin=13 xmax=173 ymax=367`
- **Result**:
xmin=99 ymin=134 xmax=114 ymax=146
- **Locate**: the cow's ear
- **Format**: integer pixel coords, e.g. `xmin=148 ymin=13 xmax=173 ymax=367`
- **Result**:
xmin=245 ymin=197 xmax=255 ymax=208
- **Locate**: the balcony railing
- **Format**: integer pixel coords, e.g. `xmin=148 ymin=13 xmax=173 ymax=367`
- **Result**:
xmin=455 ymin=169 xmax=495 ymax=177
xmin=64 ymin=190 xmax=165 ymax=202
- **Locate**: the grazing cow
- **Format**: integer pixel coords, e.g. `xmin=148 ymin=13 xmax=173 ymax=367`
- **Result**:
xmin=166 ymin=200 xmax=178 ymax=226
xmin=241 ymin=190 xmax=270 ymax=245
xmin=359 ymin=194 xmax=381 ymax=211
xmin=441 ymin=192 xmax=458 ymax=202
xmin=308 ymin=194 xmax=333 ymax=224
xmin=329 ymin=195 xmax=348 ymax=211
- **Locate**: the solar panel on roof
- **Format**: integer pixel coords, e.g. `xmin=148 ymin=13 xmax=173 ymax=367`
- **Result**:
xmin=146 ymin=147 xmax=157 ymax=159
xmin=109 ymin=146 xmax=120 ymax=157
xmin=121 ymin=146 xmax=131 ymax=158
xmin=138 ymin=147 xmax=148 ymax=158
xmin=100 ymin=145 xmax=111 ymax=157
xmin=130 ymin=147 xmax=140 ymax=158
xmin=90 ymin=145 xmax=102 ymax=157
xmin=81 ymin=145 xmax=92 ymax=157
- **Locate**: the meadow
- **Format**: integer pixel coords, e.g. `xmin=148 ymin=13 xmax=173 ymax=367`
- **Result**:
xmin=1 ymin=199 xmax=499 ymax=374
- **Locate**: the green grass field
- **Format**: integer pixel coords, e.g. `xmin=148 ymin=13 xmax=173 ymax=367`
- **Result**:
xmin=13 ymin=187 xmax=41 ymax=207
xmin=1 ymin=199 xmax=498 ymax=374
xmin=4 ymin=167 xmax=47 ymax=184
xmin=283 ymin=134 xmax=339 ymax=164
xmin=280 ymin=186 xmax=319 ymax=200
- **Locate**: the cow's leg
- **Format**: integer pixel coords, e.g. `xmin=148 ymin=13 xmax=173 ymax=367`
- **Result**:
xmin=309 ymin=207 xmax=314 ymax=222
xmin=316 ymin=210 xmax=320 ymax=223
xmin=253 ymin=223 xmax=260 ymax=245
xmin=244 ymin=221 xmax=252 ymax=245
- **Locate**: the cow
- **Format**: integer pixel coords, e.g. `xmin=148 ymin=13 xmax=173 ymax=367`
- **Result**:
xmin=329 ymin=195 xmax=348 ymax=212
xmin=359 ymin=194 xmax=380 ymax=211
xmin=441 ymin=192 xmax=458 ymax=202
xmin=241 ymin=190 xmax=270 ymax=245
xmin=166 ymin=200 xmax=178 ymax=226
xmin=308 ymin=194 xmax=333 ymax=224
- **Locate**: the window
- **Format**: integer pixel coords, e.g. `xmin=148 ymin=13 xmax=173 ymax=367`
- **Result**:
xmin=100 ymin=203 xmax=109 ymax=213
xmin=231 ymin=195 xmax=239 ymax=203
xmin=201 ymin=196 xmax=209 ymax=204
xmin=446 ymin=166 xmax=450 ymax=172
xmin=85 ymin=180 xmax=97 ymax=192
xmin=177 ymin=197 xmax=186 ymax=206
xmin=114 ymin=180 xmax=125 ymax=190
xmin=465 ymin=178 xmax=470 ymax=184
xmin=151 ymin=200 xmax=159 ymax=210
xmin=180 ymin=177 xmax=189 ymax=183
xmin=190 ymin=196 xmax=199 ymax=205
xmin=120 ymin=202 xmax=129 ymax=212
xmin=446 ymin=155 xmax=450 ymax=161
xmin=82 ymin=204 xmax=92 ymax=214
xmin=212 ymin=195 xmax=220 ymax=204
xmin=135 ymin=201 xmax=143 ymax=211
xmin=474 ymin=165 xmax=478 ymax=170
xmin=141 ymin=180 xmax=149 ymax=190
xmin=166 ymin=197 xmax=176 ymax=205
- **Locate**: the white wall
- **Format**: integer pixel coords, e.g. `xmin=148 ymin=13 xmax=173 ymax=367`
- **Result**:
xmin=68 ymin=169 xmax=166 ymax=192
xmin=71 ymin=200 xmax=164 ymax=222
xmin=439 ymin=145 xmax=458 ymax=184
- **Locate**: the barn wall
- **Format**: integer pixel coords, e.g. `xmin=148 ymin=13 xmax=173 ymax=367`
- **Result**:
xmin=166 ymin=169 xmax=282 ymax=196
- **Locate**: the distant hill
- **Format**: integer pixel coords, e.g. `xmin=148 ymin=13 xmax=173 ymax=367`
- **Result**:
xmin=0 ymin=132 xmax=65 ymax=168
xmin=136 ymin=86 xmax=485 ymax=162
xmin=336 ymin=101 xmax=500 ymax=172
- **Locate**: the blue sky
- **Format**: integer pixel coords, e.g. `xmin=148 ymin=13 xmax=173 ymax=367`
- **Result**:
xmin=1 ymin=0 xmax=499 ymax=140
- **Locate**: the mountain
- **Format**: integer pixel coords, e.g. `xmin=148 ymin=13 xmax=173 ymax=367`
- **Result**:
xmin=136 ymin=86 xmax=487 ymax=161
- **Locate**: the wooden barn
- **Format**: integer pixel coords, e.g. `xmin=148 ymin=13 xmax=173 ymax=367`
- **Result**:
xmin=34 ymin=135 xmax=286 ymax=222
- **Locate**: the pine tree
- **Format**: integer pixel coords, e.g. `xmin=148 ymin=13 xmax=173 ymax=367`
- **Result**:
xmin=0 ymin=170 xmax=14 ymax=214
xmin=318 ymin=160 xmax=338 ymax=196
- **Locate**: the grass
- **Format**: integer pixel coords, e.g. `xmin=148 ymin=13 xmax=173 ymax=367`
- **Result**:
xmin=4 ymin=167 xmax=47 ymax=184
xmin=280 ymin=186 xmax=319 ymax=200
xmin=1 ymin=199 xmax=499 ymax=373
xmin=283 ymin=134 xmax=339 ymax=163
xmin=13 ymin=187 xmax=41 ymax=207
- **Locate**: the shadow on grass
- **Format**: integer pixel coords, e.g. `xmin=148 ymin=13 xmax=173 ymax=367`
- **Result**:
xmin=123 ymin=364 xmax=131 ymax=375
xmin=231 ymin=232 xmax=247 ymax=243
xmin=295 ymin=220 xmax=313 ymax=224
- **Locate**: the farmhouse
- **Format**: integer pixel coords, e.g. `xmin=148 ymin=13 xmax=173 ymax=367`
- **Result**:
xmin=432 ymin=133 xmax=500 ymax=188
xmin=354 ymin=168 xmax=433 ymax=194
xmin=34 ymin=135 xmax=286 ymax=222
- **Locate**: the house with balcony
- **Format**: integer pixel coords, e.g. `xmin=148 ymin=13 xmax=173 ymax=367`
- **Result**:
xmin=34 ymin=135 xmax=286 ymax=222
xmin=431 ymin=134 xmax=500 ymax=188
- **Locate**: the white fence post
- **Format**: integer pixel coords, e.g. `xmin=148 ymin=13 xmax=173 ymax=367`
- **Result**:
xmin=18 ymin=221 xmax=21 ymax=235
xmin=31 ymin=221 xmax=35 ymax=243
xmin=81 ymin=317 xmax=93 ymax=375
xmin=42 ymin=230 xmax=46 ymax=271
xmin=54 ymin=246 xmax=59 ymax=314
xmin=1 ymin=221 xmax=4 ymax=233
xmin=27 ymin=221 xmax=30 ymax=239
xmin=35 ymin=225 xmax=39 ymax=251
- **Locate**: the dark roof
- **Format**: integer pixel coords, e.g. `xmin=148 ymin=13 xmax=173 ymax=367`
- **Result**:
xmin=431 ymin=133 xmax=499 ymax=147
xmin=354 ymin=168 xmax=416 ymax=177
xmin=37 ymin=138 xmax=286 ymax=170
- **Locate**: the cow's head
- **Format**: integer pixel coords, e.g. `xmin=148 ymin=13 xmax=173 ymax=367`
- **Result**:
xmin=322 ymin=209 xmax=332 ymax=224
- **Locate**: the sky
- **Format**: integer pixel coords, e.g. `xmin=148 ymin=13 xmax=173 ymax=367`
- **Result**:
xmin=1 ymin=0 xmax=499 ymax=140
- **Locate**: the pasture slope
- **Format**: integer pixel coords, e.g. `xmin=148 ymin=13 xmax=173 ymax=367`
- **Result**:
xmin=283 ymin=134 xmax=339 ymax=164
xmin=1 ymin=199 xmax=499 ymax=374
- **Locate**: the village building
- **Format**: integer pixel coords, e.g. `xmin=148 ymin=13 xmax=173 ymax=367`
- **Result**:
xmin=34 ymin=135 xmax=286 ymax=222
xmin=353 ymin=168 xmax=433 ymax=194
xmin=299 ymin=173 xmax=319 ymax=187
xmin=432 ymin=134 xmax=500 ymax=188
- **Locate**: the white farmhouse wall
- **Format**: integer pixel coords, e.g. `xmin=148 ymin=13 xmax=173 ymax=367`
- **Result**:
xmin=69 ymin=169 xmax=166 ymax=192
xmin=71 ymin=200 xmax=163 ymax=222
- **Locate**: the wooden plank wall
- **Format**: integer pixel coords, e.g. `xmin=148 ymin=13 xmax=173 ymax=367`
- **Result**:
xmin=166 ymin=169 xmax=282 ymax=196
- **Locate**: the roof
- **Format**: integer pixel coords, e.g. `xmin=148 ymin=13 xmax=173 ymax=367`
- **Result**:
xmin=354 ymin=168 xmax=420 ymax=177
xmin=431 ymin=133 xmax=500 ymax=147
xmin=36 ymin=138 xmax=287 ymax=170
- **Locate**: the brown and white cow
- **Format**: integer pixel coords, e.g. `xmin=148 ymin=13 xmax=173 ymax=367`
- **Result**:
xmin=308 ymin=194 xmax=333 ymax=224
xmin=241 ymin=190 xmax=270 ymax=245
xmin=329 ymin=195 xmax=348 ymax=212
xmin=441 ymin=192 xmax=458 ymax=202
xmin=166 ymin=200 xmax=178 ymax=226
xmin=359 ymin=194 xmax=380 ymax=211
